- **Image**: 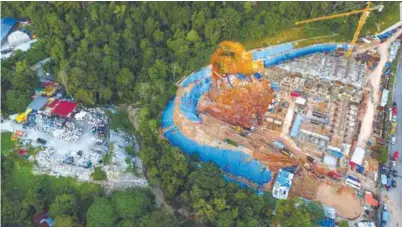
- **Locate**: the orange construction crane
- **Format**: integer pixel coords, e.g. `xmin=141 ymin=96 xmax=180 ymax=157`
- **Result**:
xmin=295 ymin=2 xmax=384 ymax=57
xmin=210 ymin=41 xmax=263 ymax=87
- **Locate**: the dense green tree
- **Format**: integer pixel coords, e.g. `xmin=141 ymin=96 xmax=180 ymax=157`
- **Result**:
xmin=140 ymin=210 xmax=176 ymax=227
xmin=87 ymin=197 xmax=116 ymax=227
xmin=111 ymin=189 xmax=153 ymax=219
xmin=273 ymin=200 xmax=316 ymax=227
xmin=49 ymin=194 xmax=78 ymax=217
xmin=23 ymin=178 xmax=53 ymax=213
xmin=54 ymin=215 xmax=80 ymax=227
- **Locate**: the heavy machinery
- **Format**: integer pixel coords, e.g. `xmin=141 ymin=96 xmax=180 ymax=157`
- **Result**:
xmin=15 ymin=108 xmax=32 ymax=123
xmin=199 ymin=40 xmax=273 ymax=128
xmin=210 ymin=41 xmax=263 ymax=88
xmin=295 ymin=2 xmax=384 ymax=57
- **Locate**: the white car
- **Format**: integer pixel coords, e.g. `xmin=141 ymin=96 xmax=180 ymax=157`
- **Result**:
xmin=393 ymin=115 xmax=397 ymax=122
xmin=391 ymin=136 xmax=396 ymax=145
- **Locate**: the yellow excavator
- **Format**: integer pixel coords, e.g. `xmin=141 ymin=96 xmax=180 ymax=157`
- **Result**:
xmin=15 ymin=108 xmax=32 ymax=123
xmin=295 ymin=2 xmax=384 ymax=57
xmin=210 ymin=41 xmax=263 ymax=86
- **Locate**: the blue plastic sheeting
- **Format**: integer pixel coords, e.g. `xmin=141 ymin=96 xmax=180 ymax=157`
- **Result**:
xmin=254 ymin=72 xmax=262 ymax=80
xmin=162 ymin=42 xmax=349 ymax=187
xmin=236 ymin=74 xmax=247 ymax=80
xmin=318 ymin=218 xmax=335 ymax=227
xmin=180 ymin=77 xmax=211 ymax=122
xmin=356 ymin=164 xmax=364 ymax=174
xmin=275 ymin=169 xmax=292 ymax=187
xmin=329 ymin=149 xmax=343 ymax=159
xmin=290 ymin=114 xmax=304 ymax=138
xmin=270 ymin=82 xmax=280 ymax=92
xmin=264 ymin=44 xmax=349 ymax=68
xmin=1 ymin=17 xmax=17 ymax=42
xmin=161 ymin=97 xmax=176 ymax=128
xmin=181 ymin=66 xmax=211 ymax=88
xmin=223 ymin=174 xmax=265 ymax=195
xmin=347 ymin=175 xmax=360 ymax=183
xmin=252 ymin=42 xmax=294 ymax=60
xmin=282 ymin=166 xmax=297 ymax=174
xmin=163 ymin=124 xmax=271 ymax=186
xmin=27 ymin=96 xmax=48 ymax=111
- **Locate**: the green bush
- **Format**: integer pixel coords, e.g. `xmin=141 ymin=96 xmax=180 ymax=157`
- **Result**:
xmin=91 ymin=167 xmax=107 ymax=181
xmin=125 ymin=145 xmax=136 ymax=156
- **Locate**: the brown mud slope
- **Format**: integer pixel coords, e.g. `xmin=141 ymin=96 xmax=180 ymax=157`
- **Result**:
xmin=198 ymin=79 xmax=274 ymax=128
xmin=316 ymin=183 xmax=362 ymax=219
xmin=289 ymin=169 xmax=320 ymax=200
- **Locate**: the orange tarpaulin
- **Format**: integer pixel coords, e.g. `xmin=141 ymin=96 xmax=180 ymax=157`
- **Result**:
xmin=15 ymin=130 xmax=25 ymax=137
xmin=364 ymin=192 xmax=378 ymax=207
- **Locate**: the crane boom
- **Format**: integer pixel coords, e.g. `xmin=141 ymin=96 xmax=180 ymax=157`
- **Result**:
xmin=346 ymin=3 xmax=372 ymax=57
xmin=295 ymin=2 xmax=382 ymax=57
xmin=295 ymin=5 xmax=376 ymax=25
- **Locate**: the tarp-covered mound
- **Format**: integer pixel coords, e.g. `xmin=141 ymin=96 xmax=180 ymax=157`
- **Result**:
xmin=162 ymin=43 xmax=349 ymax=186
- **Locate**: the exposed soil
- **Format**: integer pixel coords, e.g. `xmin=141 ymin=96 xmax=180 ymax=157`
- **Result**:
xmin=316 ymin=183 xmax=362 ymax=220
xmin=289 ymin=168 xmax=320 ymax=200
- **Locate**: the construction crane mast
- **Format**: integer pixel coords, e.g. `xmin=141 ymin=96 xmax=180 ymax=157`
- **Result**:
xmin=295 ymin=2 xmax=384 ymax=57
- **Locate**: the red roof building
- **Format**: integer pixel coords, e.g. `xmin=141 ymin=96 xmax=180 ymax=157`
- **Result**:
xmin=52 ymin=101 xmax=77 ymax=118
xmin=47 ymin=99 xmax=60 ymax=108
xmin=364 ymin=192 xmax=378 ymax=207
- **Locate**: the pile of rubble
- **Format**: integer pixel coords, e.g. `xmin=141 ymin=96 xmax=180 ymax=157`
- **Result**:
xmin=30 ymin=113 xmax=83 ymax=141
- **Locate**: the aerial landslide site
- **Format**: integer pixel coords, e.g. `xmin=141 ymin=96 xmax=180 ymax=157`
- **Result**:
xmin=161 ymin=27 xmax=402 ymax=219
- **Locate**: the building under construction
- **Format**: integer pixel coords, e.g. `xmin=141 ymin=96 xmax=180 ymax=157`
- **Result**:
xmin=162 ymin=41 xmax=356 ymax=187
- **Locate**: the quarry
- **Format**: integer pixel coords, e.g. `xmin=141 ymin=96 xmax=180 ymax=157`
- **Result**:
xmin=161 ymin=25 xmax=402 ymax=220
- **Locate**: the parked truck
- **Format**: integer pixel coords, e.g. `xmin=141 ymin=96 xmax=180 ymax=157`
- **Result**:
xmin=381 ymin=204 xmax=388 ymax=226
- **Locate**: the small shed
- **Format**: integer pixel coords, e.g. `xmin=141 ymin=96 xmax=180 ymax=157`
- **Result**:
xmin=323 ymin=154 xmax=337 ymax=167
xmin=28 ymin=96 xmax=48 ymax=111
xmin=295 ymin=97 xmax=306 ymax=105
xmin=364 ymin=192 xmax=378 ymax=207
xmin=52 ymin=101 xmax=77 ymax=118
xmin=350 ymin=147 xmax=365 ymax=166
xmin=7 ymin=30 xmax=30 ymax=47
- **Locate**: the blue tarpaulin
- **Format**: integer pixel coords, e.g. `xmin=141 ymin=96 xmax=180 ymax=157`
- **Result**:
xmin=252 ymin=42 xmax=294 ymax=60
xmin=181 ymin=66 xmax=211 ymax=88
xmin=161 ymin=42 xmax=349 ymax=187
xmin=318 ymin=218 xmax=335 ymax=227
xmin=270 ymin=82 xmax=280 ymax=92
xmin=1 ymin=17 xmax=17 ymax=42
xmin=356 ymin=164 xmax=365 ymax=174
xmin=254 ymin=72 xmax=262 ymax=80
xmin=161 ymin=97 xmax=175 ymax=128
xmin=264 ymin=44 xmax=349 ymax=68
xmin=223 ymin=174 xmax=264 ymax=195
xmin=180 ymin=77 xmax=211 ymax=122
xmin=290 ymin=114 xmax=303 ymax=138
xmin=329 ymin=149 xmax=343 ymax=159
xmin=164 ymin=124 xmax=272 ymax=186
xmin=27 ymin=96 xmax=48 ymax=111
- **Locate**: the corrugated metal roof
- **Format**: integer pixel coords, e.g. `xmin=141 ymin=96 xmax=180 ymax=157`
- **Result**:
xmin=290 ymin=114 xmax=303 ymax=137
xmin=1 ymin=17 xmax=17 ymax=42
xmin=27 ymin=96 xmax=48 ymax=111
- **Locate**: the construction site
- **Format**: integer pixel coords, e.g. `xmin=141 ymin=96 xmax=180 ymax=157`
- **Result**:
xmin=1 ymin=62 xmax=148 ymax=191
xmin=162 ymin=2 xmax=402 ymax=222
